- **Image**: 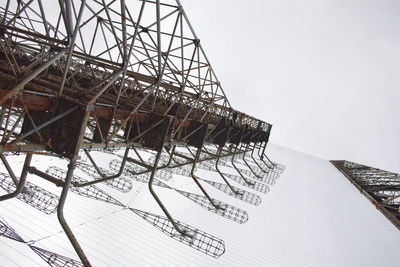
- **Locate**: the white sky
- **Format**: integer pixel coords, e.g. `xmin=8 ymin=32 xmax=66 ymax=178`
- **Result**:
xmin=181 ymin=0 xmax=400 ymax=173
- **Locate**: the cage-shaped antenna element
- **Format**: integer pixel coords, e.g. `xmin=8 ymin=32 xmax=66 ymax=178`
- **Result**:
xmin=75 ymin=161 xmax=132 ymax=193
xmin=0 ymin=173 xmax=58 ymax=214
xmin=0 ymin=216 xmax=24 ymax=242
xmin=129 ymin=208 xmax=225 ymax=258
xmin=46 ymin=167 xmax=124 ymax=207
xmin=30 ymin=245 xmax=83 ymax=267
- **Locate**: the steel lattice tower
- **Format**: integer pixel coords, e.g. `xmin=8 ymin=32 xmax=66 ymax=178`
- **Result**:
xmin=0 ymin=1 xmax=284 ymax=266
xmin=332 ymin=160 xmax=400 ymax=231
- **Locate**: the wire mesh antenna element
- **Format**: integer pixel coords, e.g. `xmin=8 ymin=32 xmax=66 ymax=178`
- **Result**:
xmin=108 ymin=160 xmax=171 ymax=188
xmin=0 ymin=216 xmax=24 ymax=242
xmin=154 ymin=179 xmax=248 ymax=224
xmin=112 ymin=160 xmax=249 ymax=223
xmin=221 ymin=172 xmax=272 ymax=192
xmin=175 ymin=188 xmax=249 ymax=224
xmin=196 ymin=155 xmax=280 ymax=183
xmin=147 ymin=154 xmax=198 ymax=176
xmin=109 ymin=159 xmax=172 ymax=181
xmin=46 ymin=166 xmax=124 ymax=207
xmin=242 ymin=155 xmax=266 ymax=177
xmin=145 ymin=152 xmax=263 ymax=205
xmin=147 ymin=158 xmax=263 ymax=205
xmin=199 ymin=178 xmax=262 ymax=206
xmin=253 ymin=157 xmax=286 ymax=174
xmin=275 ymin=163 xmax=286 ymax=172
xmin=147 ymin=156 xmax=261 ymax=206
xmin=194 ymin=155 xmax=274 ymax=189
xmin=0 ymin=173 xmax=58 ymax=214
xmin=331 ymin=160 xmax=400 ymax=231
xmin=256 ymin=157 xmax=286 ymax=174
xmin=129 ymin=208 xmax=225 ymax=258
xmin=241 ymin=162 xmax=282 ymax=182
xmin=250 ymin=156 xmax=274 ymax=170
xmin=75 ymin=161 xmax=132 ymax=193
xmin=29 ymin=245 xmax=83 ymax=267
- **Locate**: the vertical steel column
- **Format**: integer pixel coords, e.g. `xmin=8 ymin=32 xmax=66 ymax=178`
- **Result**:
xmin=190 ymin=147 xmax=224 ymax=210
xmin=147 ymin=117 xmax=194 ymax=238
xmin=249 ymin=141 xmax=268 ymax=173
xmin=230 ymin=144 xmax=251 ymax=182
xmin=57 ymin=158 xmax=92 ymax=267
xmin=257 ymin=141 xmax=273 ymax=169
xmin=0 ymin=153 xmax=18 ymax=185
xmin=215 ymin=146 xmax=243 ymax=195
xmin=56 ymin=106 xmax=92 ymax=266
xmin=241 ymin=142 xmax=262 ymax=179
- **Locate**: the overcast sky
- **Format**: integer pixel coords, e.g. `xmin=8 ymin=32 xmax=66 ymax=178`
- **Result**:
xmin=2 ymin=2 xmax=400 ymax=266
xmin=181 ymin=0 xmax=400 ymax=173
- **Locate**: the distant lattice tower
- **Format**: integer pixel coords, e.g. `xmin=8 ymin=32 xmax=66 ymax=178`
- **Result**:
xmin=332 ymin=160 xmax=400 ymax=231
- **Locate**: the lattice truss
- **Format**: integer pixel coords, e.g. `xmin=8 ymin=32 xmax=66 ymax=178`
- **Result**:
xmin=0 ymin=0 xmax=285 ymax=266
xmin=332 ymin=160 xmax=400 ymax=231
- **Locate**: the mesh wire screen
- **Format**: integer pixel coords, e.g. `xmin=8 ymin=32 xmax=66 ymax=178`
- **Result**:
xmin=129 ymin=208 xmax=225 ymax=258
xmin=0 ymin=216 xmax=24 ymax=242
xmin=154 ymin=180 xmax=248 ymax=224
xmin=222 ymin=172 xmax=271 ymax=193
xmin=0 ymin=173 xmax=58 ymax=214
xmin=233 ymin=160 xmax=283 ymax=182
xmin=30 ymin=245 xmax=83 ymax=267
xmin=75 ymin=161 xmax=132 ymax=193
xmin=46 ymin=167 xmax=124 ymax=207
xmin=109 ymin=159 xmax=172 ymax=182
xmin=200 ymin=178 xmax=262 ymax=206
xmin=175 ymin=189 xmax=248 ymax=224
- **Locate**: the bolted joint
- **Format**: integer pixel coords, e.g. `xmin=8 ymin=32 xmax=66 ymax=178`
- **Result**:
xmin=193 ymin=38 xmax=200 ymax=47
xmin=140 ymin=26 xmax=149 ymax=33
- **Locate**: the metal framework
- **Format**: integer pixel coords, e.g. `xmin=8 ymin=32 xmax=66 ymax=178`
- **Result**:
xmin=0 ymin=0 xmax=284 ymax=265
xmin=331 ymin=160 xmax=400 ymax=231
